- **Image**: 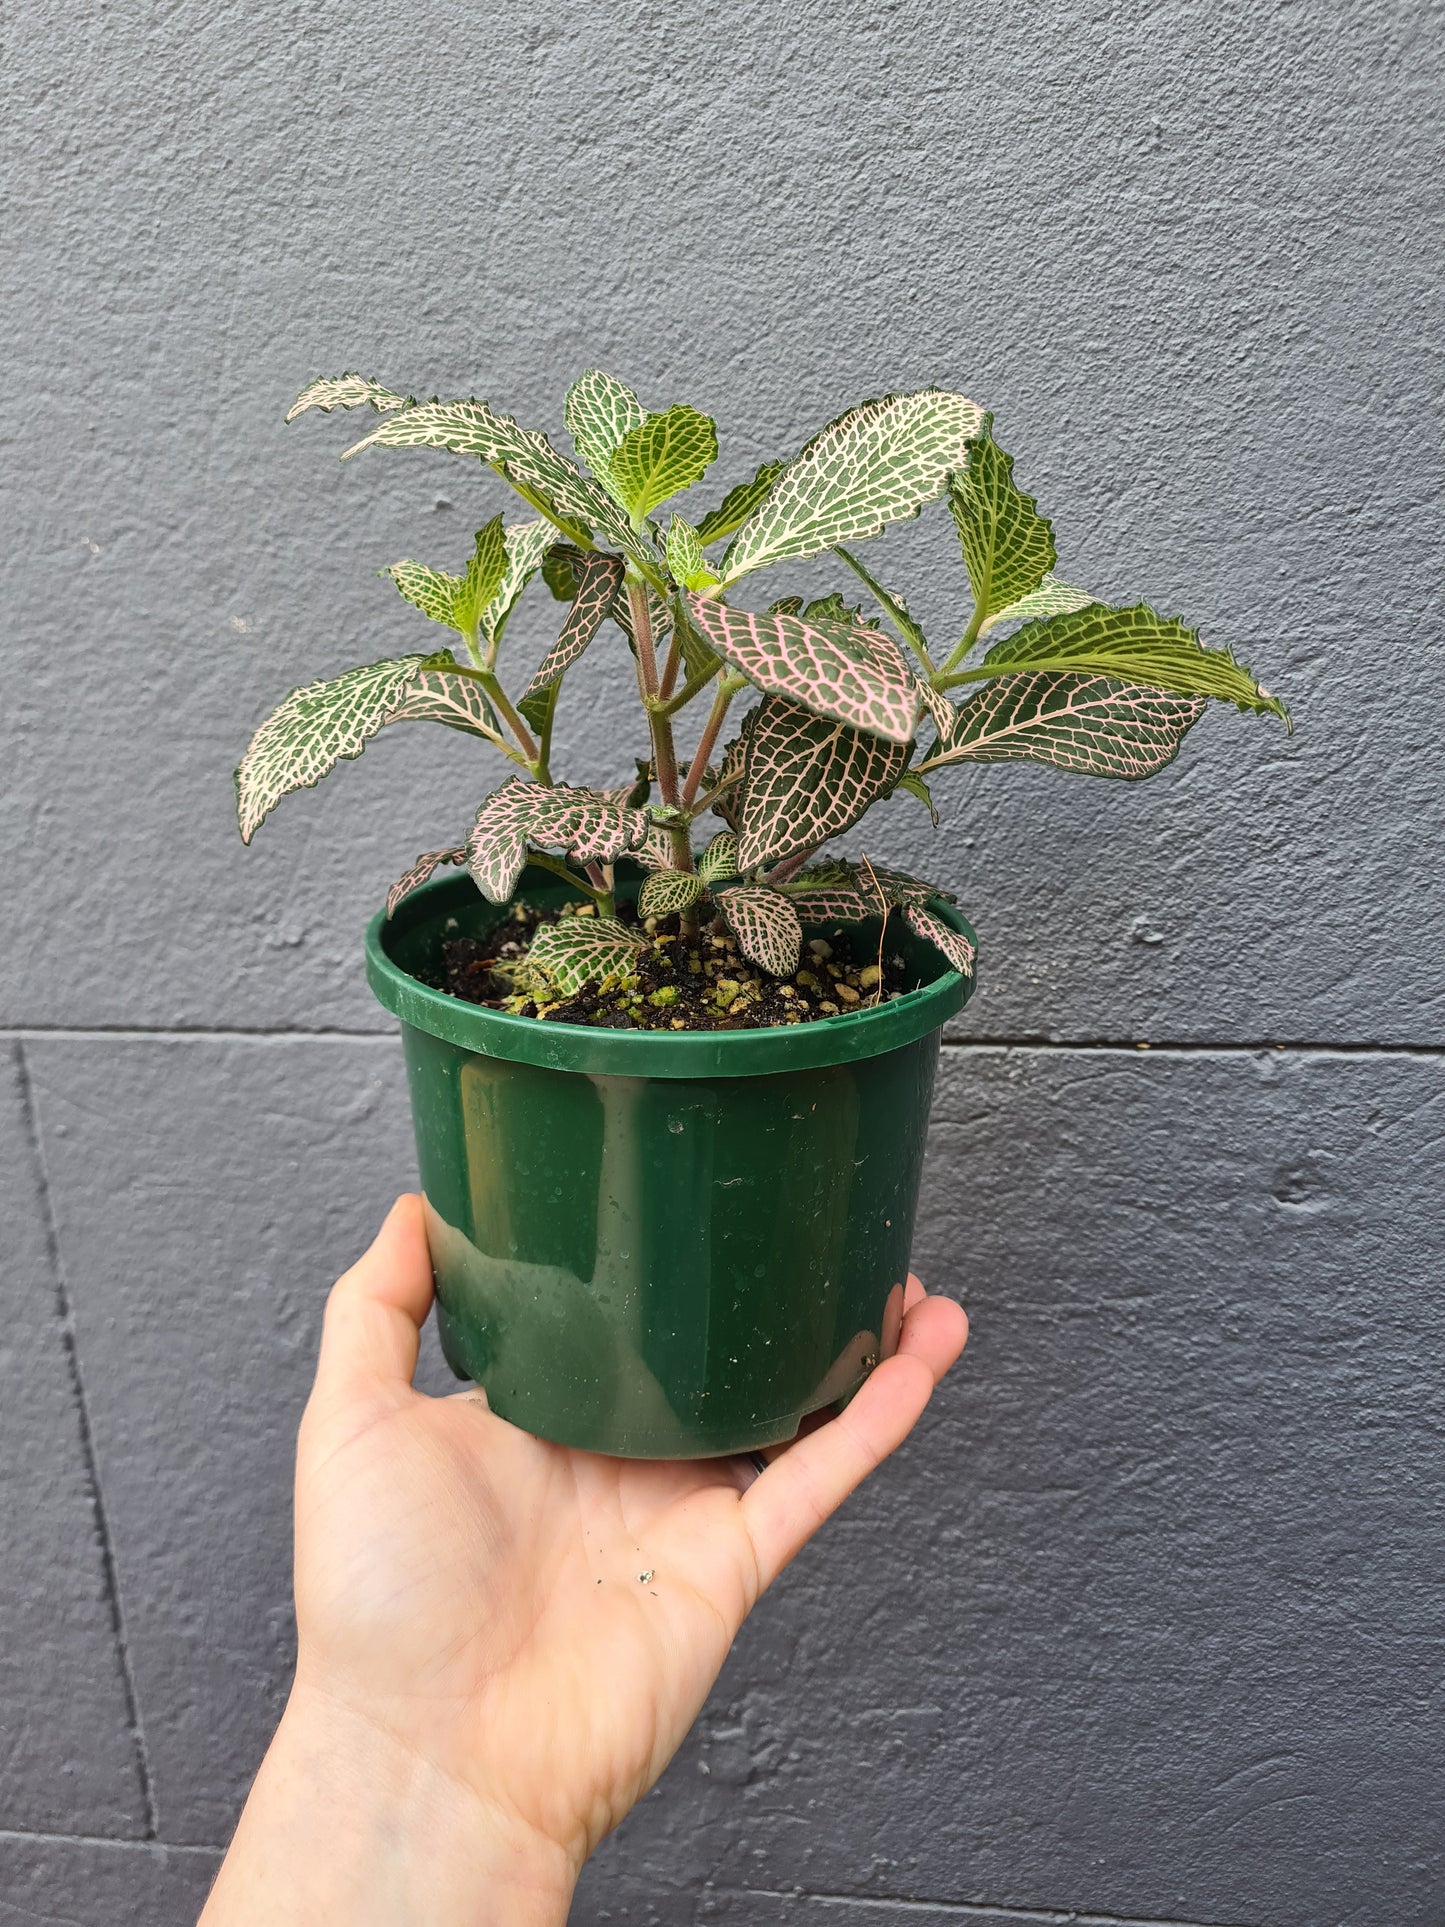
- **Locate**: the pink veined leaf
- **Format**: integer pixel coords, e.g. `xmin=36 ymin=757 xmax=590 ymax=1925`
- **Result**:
xmin=466 ymin=779 xmax=653 ymax=904
xmin=385 ymin=846 xmax=467 ymax=918
xmin=710 ymin=727 xmax=750 ymax=829
xmin=781 ymin=884 xmax=872 ymax=925
xmin=852 ymin=857 xmax=890 ymax=923
xmin=867 ymin=863 xmax=955 ymax=906
xmin=920 ymin=672 xmax=1208 ymax=780
xmin=521 ymin=553 xmax=626 ymax=699
xmin=738 ymin=696 xmax=909 ymax=869
xmin=903 ymin=902 xmax=976 ymax=979
xmin=915 ymin=679 xmax=957 ymax=741
xmin=684 ymin=596 xmax=921 ymax=745
xmin=629 ymin=821 xmax=680 ymax=872
xmin=386 ymin=666 xmax=499 ymax=737
xmin=714 ymin=885 xmax=804 ymax=978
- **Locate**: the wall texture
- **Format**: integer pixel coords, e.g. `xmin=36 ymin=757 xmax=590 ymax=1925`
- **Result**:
xmin=2 ymin=1 xmax=1441 ymax=1922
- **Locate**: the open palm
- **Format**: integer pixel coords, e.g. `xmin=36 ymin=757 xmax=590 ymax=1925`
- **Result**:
xmin=290 ymin=1194 xmax=968 ymax=1885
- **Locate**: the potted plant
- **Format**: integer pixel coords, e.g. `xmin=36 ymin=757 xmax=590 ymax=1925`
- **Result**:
xmin=237 ymin=370 xmax=1287 ymax=1457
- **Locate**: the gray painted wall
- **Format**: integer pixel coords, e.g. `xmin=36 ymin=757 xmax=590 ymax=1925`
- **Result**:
xmin=2 ymin=1 xmax=1440 ymax=1921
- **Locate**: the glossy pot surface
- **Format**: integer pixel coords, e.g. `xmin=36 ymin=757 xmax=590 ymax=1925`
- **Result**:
xmin=366 ymin=866 xmax=975 ymax=1458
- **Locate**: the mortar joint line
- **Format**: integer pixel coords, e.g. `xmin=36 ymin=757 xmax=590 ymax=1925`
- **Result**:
xmin=14 ymin=1039 xmax=161 ymax=1841
xmin=735 ymin=1885 xmax=1256 ymax=1927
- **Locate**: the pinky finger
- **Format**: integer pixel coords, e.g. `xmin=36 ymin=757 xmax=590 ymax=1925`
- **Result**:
xmin=741 ymin=1294 xmax=967 ymax=1591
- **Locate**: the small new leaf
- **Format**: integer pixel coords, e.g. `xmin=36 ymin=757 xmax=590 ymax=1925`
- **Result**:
xmin=720 ymin=389 xmax=983 ymax=584
xmin=685 ymin=596 xmax=921 ymax=745
xmin=386 ymin=845 xmax=466 ymax=918
xmin=892 ymin=769 xmax=940 ymax=825
xmin=698 ymin=831 xmax=740 ymax=885
xmin=979 ymin=574 xmax=1096 ymax=635
xmin=739 ymin=696 xmax=910 ymax=868
xmin=386 ymin=561 xmax=463 ymax=628
xmin=665 ymin=515 xmax=718 ymax=590
xmin=528 ymin=917 xmax=647 ymax=996
xmin=235 ymin=655 xmax=429 ymax=842
xmin=287 ymin=374 xmax=411 ymax=421
xmin=904 ymin=901 xmax=976 ymax=978
xmin=564 ymin=369 xmax=646 ymax=481
xmin=608 ymin=406 xmax=719 ymax=522
xmin=920 ymin=672 xmax=1206 ymax=780
xmin=466 ymin=779 xmax=653 ymax=904
xmin=976 ymin=602 xmax=1289 ymax=724
xmin=694 ymin=461 xmax=785 ymax=547
xmin=638 ymin=869 xmax=705 ymax=918
xmin=453 ymin=517 xmax=509 ymax=635
xmin=715 ymin=885 xmax=803 ymax=977
xmin=949 ymin=420 xmax=1056 ymax=623
xmin=478 ymin=519 xmax=559 ymax=646
xmin=522 ymin=553 xmax=626 ymax=699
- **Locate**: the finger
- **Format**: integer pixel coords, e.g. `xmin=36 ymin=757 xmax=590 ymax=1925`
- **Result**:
xmin=741 ymin=1293 xmax=967 ymax=1591
xmin=903 ymin=1272 xmax=926 ymax=1312
xmin=313 ymin=1194 xmax=435 ymax=1402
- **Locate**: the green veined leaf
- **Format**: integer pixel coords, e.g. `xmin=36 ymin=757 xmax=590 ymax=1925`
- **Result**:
xmin=385 ymin=845 xmax=467 ymax=918
xmin=522 ymin=553 xmax=626 ymax=699
xmin=466 ymin=779 xmax=653 ymax=904
xmin=235 ymin=655 xmax=430 ymax=842
xmin=386 ymin=561 xmax=463 ymax=628
xmin=979 ymin=573 xmax=1096 ymax=635
xmin=685 ymin=595 xmax=921 ymax=745
xmin=286 ymin=374 xmax=411 ymax=422
xmin=340 ymin=398 xmax=650 ymax=565
xmin=638 ymin=869 xmax=705 ymax=917
xmin=527 ymin=917 xmax=647 ymax=996
xmin=665 ymin=515 xmax=718 ymax=590
xmin=564 ymin=369 xmax=646 ymax=482
xmin=738 ymin=696 xmax=909 ymax=869
xmin=479 ymin=519 xmax=559 ymax=646
xmin=715 ymin=885 xmax=803 ymax=977
xmin=802 ymin=592 xmax=866 ymax=626
xmin=833 ymin=545 xmax=934 ymax=666
xmin=517 ymin=680 xmax=559 ymax=738
xmin=694 ymin=460 xmax=786 ymax=547
xmin=608 ymin=405 xmax=719 ymax=522
xmin=949 ymin=419 xmax=1055 ymax=624
xmin=919 ymin=671 xmax=1207 ymax=780
xmin=974 ymin=602 xmax=1289 ymax=723
xmin=451 ymin=517 xmax=509 ymax=634
xmin=892 ymin=769 xmax=939 ymax=824
xmin=903 ymin=901 xmax=975 ymax=978
xmin=698 ymin=831 xmax=740 ymax=885
xmin=386 ymin=663 xmax=500 ymax=738
xmin=720 ymin=388 xmax=984 ymax=584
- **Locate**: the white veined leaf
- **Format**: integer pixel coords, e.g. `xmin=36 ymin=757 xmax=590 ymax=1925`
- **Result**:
xmin=466 ymin=779 xmax=653 ymax=904
xmin=738 ymin=696 xmax=909 ymax=869
xmin=478 ymin=519 xmax=559 ymax=646
xmin=235 ymin=655 xmax=429 ymax=842
xmin=694 ymin=461 xmax=785 ymax=547
xmin=714 ymin=885 xmax=803 ymax=977
xmin=720 ymin=388 xmax=984 ymax=584
xmin=385 ymin=845 xmax=467 ymax=918
xmin=978 ymin=575 xmax=1098 ymax=635
xmin=918 ymin=671 xmax=1207 ymax=780
xmin=522 ymin=553 xmax=626 ymax=699
xmin=685 ymin=595 xmax=921 ymax=745
xmin=665 ymin=514 xmax=718 ymax=590
xmin=608 ymin=406 xmax=719 ymax=521
xmin=638 ymin=869 xmax=705 ymax=917
xmin=527 ymin=917 xmax=647 ymax=996
xmin=564 ymin=369 xmax=646 ymax=483
xmin=386 ymin=561 xmax=463 ymax=628
xmin=916 ymin=679 xmax=957 ymax=741
xmin=386 ymin=663 xmax=500 ymax=738
xmin=698 ymin=831 xmax=740 ymax=885
xmin=340 ymin=398 xmax=652 ymax=566
xmin=904 ymin=901 xmax=976 ymax=978
xmin=948 ymin=419 xmax=1056 ymax=624
xmin=286 ymin=374 xmax=411 ymax=421
xmin=453 ymin=518 xmax=510 ymax=635
xmin=975 ymin=602 xmax=1289 ymax=723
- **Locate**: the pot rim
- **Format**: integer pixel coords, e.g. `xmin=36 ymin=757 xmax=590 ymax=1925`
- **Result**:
xmin=366 ymin=867 xmax=975 ymax=1079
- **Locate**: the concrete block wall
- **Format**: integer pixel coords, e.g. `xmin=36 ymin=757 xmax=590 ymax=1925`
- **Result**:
xmin=2 ymin=2 xmax=1440 ymax=1921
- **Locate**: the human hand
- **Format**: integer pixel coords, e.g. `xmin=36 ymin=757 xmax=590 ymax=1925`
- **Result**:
xmin=202 ymin=1194 xmax=967 ymax=1925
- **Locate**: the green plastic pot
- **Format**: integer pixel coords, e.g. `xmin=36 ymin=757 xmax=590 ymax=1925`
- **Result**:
xmin=365 ymin=864 xmax=976 ymax=1459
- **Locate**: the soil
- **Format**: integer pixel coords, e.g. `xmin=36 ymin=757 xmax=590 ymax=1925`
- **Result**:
xmin=436 ymin=899 xmax=912 ymax=1031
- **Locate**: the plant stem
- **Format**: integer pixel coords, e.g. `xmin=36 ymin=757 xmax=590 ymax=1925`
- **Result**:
xmin=689 ymin=768 xmax=742 ymax=817
xmin=526 ymin=851 xmax=605 ymax=904
xmin=939 ymin=595 xmax=988 ymax=677
xmin=679 ymin=676 xmax=737 ymax=809
xmin=655 ymin=666 xmax=718 ymax=718
xmin=767 ymin=848 xmax=814 ymax=888
xmin=480 ymin=671 xmax=541 ymax=764
xmin=658 ymin=629 xmax=682 ymax=700
xmin=627 ymin=578 xmax=694 ymax=875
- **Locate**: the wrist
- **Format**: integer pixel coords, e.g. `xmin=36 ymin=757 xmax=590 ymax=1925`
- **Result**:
xmin=202 ymin=1684 xmax=577 ymax=1926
